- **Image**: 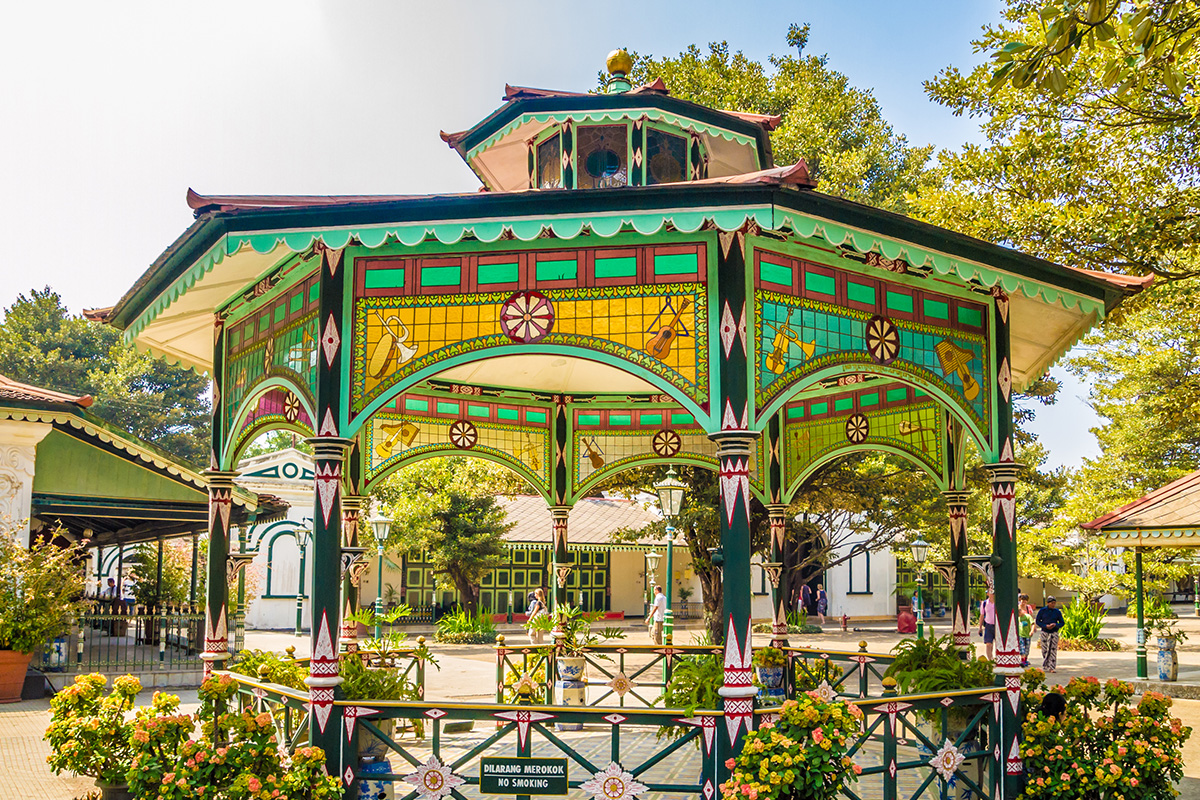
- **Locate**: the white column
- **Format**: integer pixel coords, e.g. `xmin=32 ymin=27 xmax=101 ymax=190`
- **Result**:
xmin=0 ymin=420 xmax=53 ymax=546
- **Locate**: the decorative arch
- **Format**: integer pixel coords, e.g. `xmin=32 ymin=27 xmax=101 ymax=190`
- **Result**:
xmin=362 ymin=449 xmax=551 ymax=503
xmin=783 ymin=443 xmax=947 ymax=502
xmin=347 ymin=345 xmax=713 ymax=439
xmin=777 ymin=379 xmax=954 ymax=497
xmin=249 ymin=518 xmax=305 ymax=552
xmin=223 ymin=379 xmax=316 ymax=469
xmin=260 ymin=522 xmax=305 ymax=599
xmin=757 ymin=363 xmax=989 ymax=461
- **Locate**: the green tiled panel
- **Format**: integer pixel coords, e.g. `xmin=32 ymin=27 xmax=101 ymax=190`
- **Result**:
xmin=289 ymin=294 xmax=304 ymax=313
xmin=578 ymin=413 xmax=602 ymax=426
xmin=421 ymin=265 xmax=461 ymax=287
xmin=886 ymin=291 xmax=914 ymax=314
xmin=804 ymin=272 xmax=835 ymax=296
xmin=608 ymin=414 xmax=632 ymax=426
xmin=497 ymin=408 xmax=519 ymax=421
xmin=404 ymin=398 xmax=429 ymax=412
xmin=834 ymin=397 xmax=854 ymax=412
xmin=670 ymin=413 xmax=694 ymax=425
xmin=536 ymin=259 xmax=577 ymax=281
xmin=886 ymin=388 xmax=908 ymax=402
xmin=365 ymin=268 xmax=407 ymax=289
xmin=859 ymin=393 xmax=879 ymax=407
xmin=594 ymin=257 xmax=637 ymax=278
xmin=759 ymin=260 xmax=792 ymax=286
xmin=525 ymin=410 xmax=547 ymax=423
xmin=957 ymin=307 xmax=983 ymax=327
xmin=786 ymin=406 xmax=804 ymax=419
xmin=639 ymin=413 xmax=663 ymax=426
xmin=923 ymin=299 xmax=949 ymax=320
xmin=810 ymin=402 xmax=828 ymax=415
xmin=477 ymin=262 xmax=518 ymax=284
xmin=653 ymin=253 xmax=698 ymax=275
xmin=467 ymin=404 xmax=490 ymax=418
xmin=847 ymin=282 xmax=875 ymax=305
xmin=436 ymin=401 xmax=458 ymax=415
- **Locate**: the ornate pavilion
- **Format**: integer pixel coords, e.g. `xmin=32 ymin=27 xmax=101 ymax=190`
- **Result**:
xmin=97 ymin=51 xmax=1148 ymax=797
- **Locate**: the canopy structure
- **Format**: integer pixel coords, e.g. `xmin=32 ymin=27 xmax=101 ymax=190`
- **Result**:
xmin=99 ymin=51 xmax=1148 ymax=796
xmin=1083 ymin=471 xmax=1200 ymax=679
xmin=0 ymin=373 xmax=286 ymax=548
xmin=1083 ymin=470 xmax=1200 ymax=548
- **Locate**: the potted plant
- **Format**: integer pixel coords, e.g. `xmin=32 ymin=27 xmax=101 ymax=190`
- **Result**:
xmin=0 ymin=530 xmax=87 ymax=701
xmin=45 ymin=673 xmax=146 ymax=800
xmin=885 ymin=633 xmax=993 ymax=744
xmin=1146 ymin=614 xmax=1188 ymax=682
xmin=527 ymin=604 xmax=625 ymax=681
xmin=752 ymin=645 xmax=787 ymax=686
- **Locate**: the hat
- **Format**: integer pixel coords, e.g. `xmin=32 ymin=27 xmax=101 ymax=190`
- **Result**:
xmin=1046 ymin=595 xmax=1057 ymax=603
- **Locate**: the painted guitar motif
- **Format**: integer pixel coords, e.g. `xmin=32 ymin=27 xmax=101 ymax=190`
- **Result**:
xmin=645 ymin=297 xmax=692 ymax=359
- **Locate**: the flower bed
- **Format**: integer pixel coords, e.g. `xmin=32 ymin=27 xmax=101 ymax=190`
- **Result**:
xmin=1019 ymin=670 xmax=1191 ymax=799
xmin=721 ymin=693 xmax=862 ymax=800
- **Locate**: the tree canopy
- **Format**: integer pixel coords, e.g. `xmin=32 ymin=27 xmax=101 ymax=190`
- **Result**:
xmin=624 ymin=24 xmax=933 ymax=212
xmin=372 ymin=458 xmax=517 ymax=616
xmin=0 ymin=288 xmax=211 ymax=465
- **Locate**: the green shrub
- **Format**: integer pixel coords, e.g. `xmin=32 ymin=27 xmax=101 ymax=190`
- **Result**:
xmin=1060 ymin=600 xmax=1107 ymax=640
xmin=658 ymin=654 xmax=723 ymax=742
xmin=435 ymin=608 xmax=497 ymax=644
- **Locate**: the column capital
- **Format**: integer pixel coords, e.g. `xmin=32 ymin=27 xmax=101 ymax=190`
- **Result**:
xmin=549 ymin=505 xmax=571 ymax=520
xmin=982 ymin=462 xmax=1023 ymax=483
xmin=766 ymin=503 xmax=790 ymax=518
xmin=708 ymin=429 xmax=760 ymax=455
xmin=941 ymin=489 xmax=973 ymax=505
xmin=307 ymin=436 xmax=354 ymax=458
xmin=202 ymin=469 xmax=240 ymax=488
xmin=341 ymin=494 xmax=367 ymax=514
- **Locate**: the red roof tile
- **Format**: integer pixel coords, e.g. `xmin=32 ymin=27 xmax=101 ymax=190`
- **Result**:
xmin=1082 ymin=469 xmax=1200 ymax=530
xmin=0 ymin=374 xmax=93 ymax=408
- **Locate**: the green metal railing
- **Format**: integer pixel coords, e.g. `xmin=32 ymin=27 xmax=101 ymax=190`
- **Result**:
xmin=226 ymin=670 xmax=998 ymax=800
xmin=41 ymin=603 xmax=205 ymax=674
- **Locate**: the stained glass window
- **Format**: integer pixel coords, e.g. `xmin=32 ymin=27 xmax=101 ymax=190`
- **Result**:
xmin=536 ymin=134 xmax=562 ymax=189
xmin=576 ymin=125 xmax=628 ymax=189
xmin=645 ymin=128 xmax=686 ymax=185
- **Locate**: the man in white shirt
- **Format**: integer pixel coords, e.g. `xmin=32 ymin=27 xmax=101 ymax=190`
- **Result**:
xmin=647 ymin=585 xmax=667 ymax=645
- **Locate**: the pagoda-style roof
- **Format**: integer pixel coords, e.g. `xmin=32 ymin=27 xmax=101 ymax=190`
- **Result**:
xmin=1083 ymin=470 xmax=1200 ymax=547
xmin=100 ymin=177 xmax=1149 ymax=391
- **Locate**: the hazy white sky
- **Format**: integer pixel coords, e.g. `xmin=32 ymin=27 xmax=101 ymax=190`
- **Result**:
xmin=0 ymin=0 xmax=1099 ymax=468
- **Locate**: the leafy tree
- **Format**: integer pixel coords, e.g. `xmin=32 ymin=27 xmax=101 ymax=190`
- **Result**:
xmin=239 ymin=430 xmax=312 ymax=460
xmin=371 ymin=458 xmax=515 ymax=616
xmin=0 ymin=288 xmax=211 ymax=464
xmin=916 ymin=2 xmax=1200 ymax=279
xmin=623 ymin=24 xmax=933 ymax=212
xmin=987 ymin=0 xmax=1200 ymax=105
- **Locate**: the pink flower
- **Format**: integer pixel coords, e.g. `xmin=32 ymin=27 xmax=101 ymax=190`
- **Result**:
xmin=812 ymin=729 xmax=825 ymax=744
xmin=725 ymin=758 xmax=736 ymax=769
xmin=852 ymin=764 xmax=862 ymax=775
xmin=248 ymin=777 xmax=261 ymax=793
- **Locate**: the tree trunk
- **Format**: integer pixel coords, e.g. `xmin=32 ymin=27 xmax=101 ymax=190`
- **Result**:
xmin=697 ymin=565 xmax=724 ymax=644
xmin=447 ymin=570 xmax=479 ymax=617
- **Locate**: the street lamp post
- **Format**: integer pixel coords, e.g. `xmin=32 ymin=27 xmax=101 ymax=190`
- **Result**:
xmin=370 ymin=509 xmax=391 ymax=639
xmin=910 ymin=537 xmax=930 ymax=639
xmin=653 ymin=466 xmax=688 ymax=646
xmin=294 ymin=524 xmax=312 ymax=638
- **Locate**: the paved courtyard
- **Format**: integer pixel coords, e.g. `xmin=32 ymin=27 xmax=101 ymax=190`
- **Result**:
xmin=9 ymin=609 xmax=1200 ymax=799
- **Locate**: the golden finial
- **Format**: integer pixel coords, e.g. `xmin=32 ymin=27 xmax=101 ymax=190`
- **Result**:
xmin=606 ymin=49 xmax=633 ymax=76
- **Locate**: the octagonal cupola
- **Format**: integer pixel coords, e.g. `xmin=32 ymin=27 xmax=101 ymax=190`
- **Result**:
xmin=440 ymin=49 xmax=781 ymax=192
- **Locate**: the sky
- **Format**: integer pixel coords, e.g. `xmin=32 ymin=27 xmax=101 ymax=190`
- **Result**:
xmin=0 ymin=0 xmax=1099 ymax=469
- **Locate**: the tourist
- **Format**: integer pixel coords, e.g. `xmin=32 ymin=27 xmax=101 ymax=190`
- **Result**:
xmin=1036 ymin=596 xmax=1065 ymax=673
xmin=978 ymin=589 xmax=996 ymax=660
xmin=526 ymin=588 xmax=547 ymax=645
xmin=800 ymin=582 xmax=812 ymax=616
xmin=1018 ymin=593 xmax=1035 ymax=668
xmin=647 ymin=585 xmax=666 ymax=644
xmin=815 ymin=583 xmax=828 ymax=626
xmin=525 ymin=587 xmax=537 ymax=615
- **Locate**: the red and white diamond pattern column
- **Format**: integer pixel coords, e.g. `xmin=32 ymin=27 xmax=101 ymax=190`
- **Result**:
xmin=766 ymin=504 xmax=789 ymax=647
xmin=943 ymin=490 xmax=972 ymax=654
xmin=987 ymin=284 xmax=1024 ymax=794
xmin=550 ymin=506 xmax=572 ymax=612
xmin=200 ymin=470 xmax=238 ymax=678
xmin=340 ymin=494 xmax=365 ymax=648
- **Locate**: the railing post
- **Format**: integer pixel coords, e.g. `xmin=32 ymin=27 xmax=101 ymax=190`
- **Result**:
xmin=882 ymin=677 xmax=898 ymax=800
xmin=859 ymin=640 xmax=869 ymax=698
xmin=495 ymin=634 xmax=506 ymax=703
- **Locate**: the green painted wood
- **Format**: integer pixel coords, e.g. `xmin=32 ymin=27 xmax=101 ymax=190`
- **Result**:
xmin=32 ymin=430 xmax=203 ymax=503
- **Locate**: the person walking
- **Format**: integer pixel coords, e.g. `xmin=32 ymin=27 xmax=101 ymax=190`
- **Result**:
xmin=800 ymin=583 xmax=812 ymax=617
xmin=1036 ymin=596 xmax=1065 ymax=673
xmin=815 ymin=583 xmax=828 ymax=626
xmin=647 ymin=585 xmax=667 ymax=645
xmin=1017 ymin=593 xmax=1035 ymax=668
xmin=526 ymin=588 xmax=548 ymax=645
xmin=979 ymin=589 xmax=997 ymax=660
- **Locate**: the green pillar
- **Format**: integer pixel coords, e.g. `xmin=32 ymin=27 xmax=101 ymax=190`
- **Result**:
xmin=340 ymin=495 xmax=365 ymax=649
xmin=201 ymin=470 xmax=238 ymax=678
xmin=943 ymin=490 xmax=972 ymax=657
xmin=308 ymin=242 xmax=350 ymax=790
xmin=766 ymin=504 xmax=789 ymax=647
xmin=710 ymin=229 xmax=758 ymax=798
xmin=189 ymin=532 xmax=199 ymax=607
xmin=1136 ymin=547 xmax=1147 ymax=679
xmin=985 ymin=284 xmax=1023 ymax=795
xmin=663 ymin=525 xmax=676 ymax=646
xmin=550 ymin=507 xmax=571 ymax=612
